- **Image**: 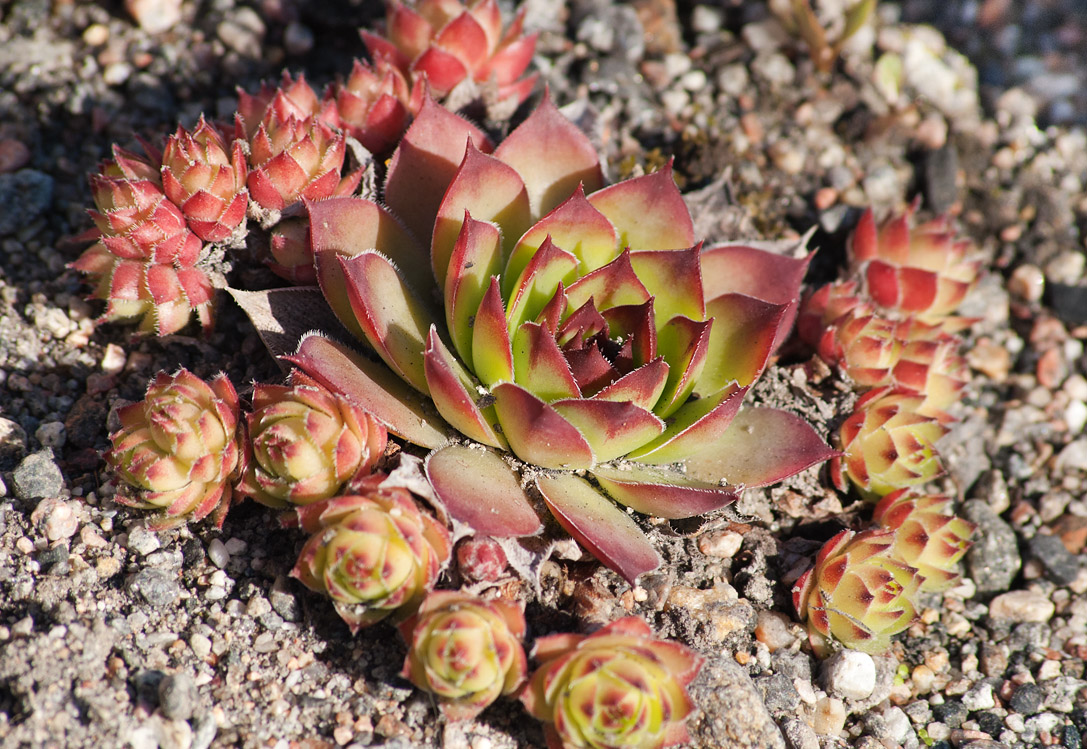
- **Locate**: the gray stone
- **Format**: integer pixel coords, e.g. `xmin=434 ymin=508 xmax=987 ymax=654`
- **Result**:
xmin=1009 ymin=683 xmax=1044 ymax=716
xmin=0 ymin=417 xmax=27 ymax=470
xmin=753 ymin=673 xmax=800 ymax=716
xmin=780 ymin=717 xmax=818 ymax=749
xmin=12 ymin=448 xmax=63 ymax=500
xmin=126 ymin=568 xmax=180 ymax=609
xmin=963 ymin=500 xmax=1021 ymax=594
xmin=270 ymin=576 xmax=302 ymax=622
xmin=158 ymin=673 xmax=196 ymax=721
xmin=688 ymin=657 xmax=785 ymax=748
xmin=0 ymin=170 xmax=53 ymax=236
xmin=1026 ymin=533 xmax=1081 ymax=585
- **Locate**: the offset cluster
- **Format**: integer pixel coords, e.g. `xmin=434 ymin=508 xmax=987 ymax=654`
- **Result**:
xmin=291 ymin=93 xmax=835 ymax=584
xmin=70 ymin=0 xmax=538 ymax=333
xmin=793 ymin=204 xmax=979 ymax=654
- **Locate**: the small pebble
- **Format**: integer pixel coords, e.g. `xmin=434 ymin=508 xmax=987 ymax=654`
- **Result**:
xmin=823 ymin=650 xmax=877 ymax=701
xmin=0 ymin=139 xmax=31 ymax=174
xmin=158 ymin=673 xmax=196 ymax=721
xmin=127 ymin=526 xmax=162 ymax=556
xmin=283 ymin=21 xmax=314 ymax=56
xmin=125 ymin=0 xmax=182 ymax=33
xmin=12 ymin=448 xmax=64 ymax=500
xmin=1009 ymin=683 xmax=1043 ymax=715
xmin=812 ymin=696 xmax=846 ymax=736
xmin=127 ymin=568 xmax=180 ymax=608
xmin=34 ymin=421 xmax=66 ymax=448
xmin=44 ymin=501 xmax=78 ymax=541
xmin=207 ymin=538 xmax=230 ymax=569
xmin=962 ymin=681 xmax=996 ymax=711
xmin=988 ymin=590 xmax=1055 ymax=623
xmin=189 ymin=633 xmax=212 ymax=659
xmin=698 ymin=530 xmax=742 ymax=559
xmin=82 ymin=23 xmax=109 ymax=45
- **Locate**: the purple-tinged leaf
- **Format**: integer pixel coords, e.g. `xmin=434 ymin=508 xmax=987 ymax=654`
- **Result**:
xmin=697 ymin=293 xmax=786 ymax=394
xmin=423 ymin=328 xmax=507 ymax=449
xmin=384 ymin=96 xmax=492 ymax=247
xmin=587 ymin=163 xmax=695 ymax=252
xmin=493 ymin=93 xmax=604 ymax=218
xmin=626 ymin=384 xmax=746 ymax=463
xmin=505 ymin=237 xmax=578 ymax=334
xmin=557 ymin=299 xmax=608 ymax=345
xmin=551 ymin=399 xmax=665 ymax=462
xmin=338 ymin=251 xmax=432 ymax=393
xmin=591 ymin=358 xmax=670 ymax=412
xmin=445 ymin=215 xmax=504 ymax=369
xmin=472 ymin=277 xmax=515 ymax=387
xmin=285 ymin=335 xmax=451 ymax=449
xmin=536 ymin=473 xmax=660 ymax=584
xmin=602 ymin=300 xmax=658 ymax=368
xmin=512 ymin=321 xmax=581 ymax=401
xmin=563 ymin=339 xmax=619 ymax=396
xmin=684 ymin=407 xmax=838 ymax=487
xmin=590 ymin=463 xmax=739 ymax=519
xmin=564 ymin=250 xmax=650 ymax=313
xmin=427 ymin=444 xmax=543 ymax=537
xmin=507 ymin=186 xmax=619 ymax=283
xmin=629 ymin=246 xmax=705 ymax=326
xmin=433 ymin=146 xmax=530 ymax=288
xmin=654 ymin=316 xmax=712 ymax=418
xmin=491 ymin=382 xmax=594 ymax=469
xmin=309 ymin=198 xmax=432 ymax=341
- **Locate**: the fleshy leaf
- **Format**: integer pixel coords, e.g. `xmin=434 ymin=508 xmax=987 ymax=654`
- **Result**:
xmin=433 ymin=146 xmax=531 ymax=288
xmin=700 ymin=245 xmax=811 ymax=306
xmin=426 ymin=444 xmax=543 ymax=537
xmin=625 ymin=384 xmax=746 ymax=463
xmin=551 ymin=399 xmax=665 ymax=462
xmin=472 ymin=277 xmax=515 ymax=387
xmin=384 ymin=96 xmax=492 ymax=246
xmin=309 ymin=198 xmax=433 ymax=341
xmin=536 ymin=473 xmax=660 ymax=584
xmin=445 ymin=215 xmax=504 ymax=369
xmin=564 ymin=250 xmax=651 ymax=313
xmin=507 ymin=186 xmax=619 ymax=283
xmin=423 ymin=328 xmax=507 ymax=449
xmin=285 ymin=335 xmax=451 ymax=449
xmin=491 ymin=382 xmax=594 ymax=469
xmin=512 ymin=321 xmax=581 ymax=401
xmin=629 ymin=246 xmax=705 ymax=327
xmin=505 ymin=238 xmax=578 ymax=334
xmin=591 ymin=358 xmax=670 ymax=412
xmin=492 ymin=93 xmax=604 ymax=218
xmin=587 ymin=164 xmax=695 ymax=252
xmin=339 ymin=251 xmax=433 ymax=393
xmin=590 ymin=463 xmax=739 ymax=519
xmin=684 ymin=407 xmax=838 ymax=487
xmin=697 ymin=293 xmax=786 ymax=393
xmin=654 ymin=316 xmax=712 ymax=418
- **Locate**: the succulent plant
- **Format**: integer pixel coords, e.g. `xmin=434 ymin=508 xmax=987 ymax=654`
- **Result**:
xmin=792 ymin=528 xmax=923 ymax=656
xmin=160 ymin=116 xmax=249 ymax=243
xmin=521 ymin=617 xmax=703 ymax=749
xmin=328 ymin=57 xmax=425 ymax=155
xmin=106 ymin=368 xmax=244 ymax=529
xmin=848 ymin=204 xmax=981 ymax=322
xmin=399 ymin=590 xmax=528 ymax=720
xmin=291 ymin=481 xmax=452 ymax=631
xmin=282 ymin=94 xmax=834 ymax=584
xmin=832 ymin=386 xmax=949 ymax=499
xmin=236 ymin=372 xmax=388 ymax=509
xmin=455 ymin=536 xmax=510 ymax=583
xmin=69 ymin=145 xmax=216 ymax=335
xmin=361 ymin=0 xmax=538 ymax=106
xmin=872 ymin=490 xmax=976 ymax=592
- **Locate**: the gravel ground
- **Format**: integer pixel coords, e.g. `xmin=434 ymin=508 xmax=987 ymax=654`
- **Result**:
xmin=2 ymin=1 xmax=1087 ymax=748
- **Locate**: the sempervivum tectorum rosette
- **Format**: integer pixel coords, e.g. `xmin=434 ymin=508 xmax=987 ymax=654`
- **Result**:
xmin=361 ymin=0 xmax=537 ymax=108
xmin=236 ymin=371 xmax=388 ymax=509
xmin=848 ymin=203 xmax=981 ymax=323
xmin=832 ymin=386 xmax=949 ymax=499
xmin=521 ymin=617 xmax=703 ymax=749
xmin=285 ymin=94 xmax=835 ymax=584
xmin=160 ymin=116 xmax=248 ymax=244
xmin=106 ymin=368 xmax=244 ymax=529
xmin=872 ymin=490 xmax=976 ymax=592
xmin=69 ymin=145 xmax=216 ymax=335
xmin=328 ymin=57 xmax=426 ymax=155
xmin=399 ymin=591 xmax=528 ymax=720
xmin=792 ymin=529 xmax=923 ymax=657
xmin=290 ymin=479 xmax=452 ymax=631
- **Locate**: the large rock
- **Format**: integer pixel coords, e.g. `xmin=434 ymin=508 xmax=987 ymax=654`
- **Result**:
xmin=962 ymin=500 xmax=1021 ymax=594
xmin=689 ymin=657 xmax=786 ymax=749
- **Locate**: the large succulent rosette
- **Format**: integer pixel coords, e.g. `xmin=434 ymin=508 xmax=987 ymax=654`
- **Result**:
xmin=291 ymin=482 xmax=452 ymax=631
xmin=792 ymin=528 xmax=923 ymax=656
xmin=521 ymin=617 xmax=703 ymax=749
xmin=282 ymin=95 xmax=834 ymax=584
xmin=399 ymin=590 xmax=528 ymax=720
xmin=106 ymin=368 xmax=243 ymax=529
xmin=361 ymin=0 xmax=538 ymax=106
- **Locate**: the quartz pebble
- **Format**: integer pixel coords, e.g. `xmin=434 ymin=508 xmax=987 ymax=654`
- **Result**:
xmin=812 ymin=696 xmax=846 ymax=736
xmin=988 ymin=590 xmax=1055 ymax=623
xmin=823 ymin=650 xmax=877 ymax=701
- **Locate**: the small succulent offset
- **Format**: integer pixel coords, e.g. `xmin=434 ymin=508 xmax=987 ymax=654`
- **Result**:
xmin=106 ymin=368 xmax=244 ymax=529
xmin=290 ymin=480 xmax=452 ymax=631
xmin=792 ymin=529 xmax=922 ymax=656
xmin=521 ymin=617 xmax=703 ymax=749
xmin=399 ymin=591 xmax=528 ymax=720
xmin=236 ymin=371 xmax=388 ymax=509
xmin=361 ymin=0 xmax=538 ymax=107
xmin=872 ymin=490 xmax=975 ymax=592
xmin=286 ymin=93 xmax=835 ymax=584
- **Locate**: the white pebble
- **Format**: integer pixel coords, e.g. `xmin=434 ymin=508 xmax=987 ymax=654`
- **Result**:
xmin=989 ymin=590 xmax=1055 ymax=623
xmin=126 ymin=526 xmax=161 ymax=556
xmin=224 ymin=537 xmax=247 ymax=555
xmin=812 ymin=696 xmax=846 ymax=736
xmin=35 ymin=422 xmax=66 ymax=448
xmin=962 ymin=682 xmax=996 ymax=711
xmin=45 ymin=502 xmax=79 ymax=541
xmin=207 ymin=538 xmax=230 ymax=569
xmin=823 ymin=650 xmax=877 ymax=701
